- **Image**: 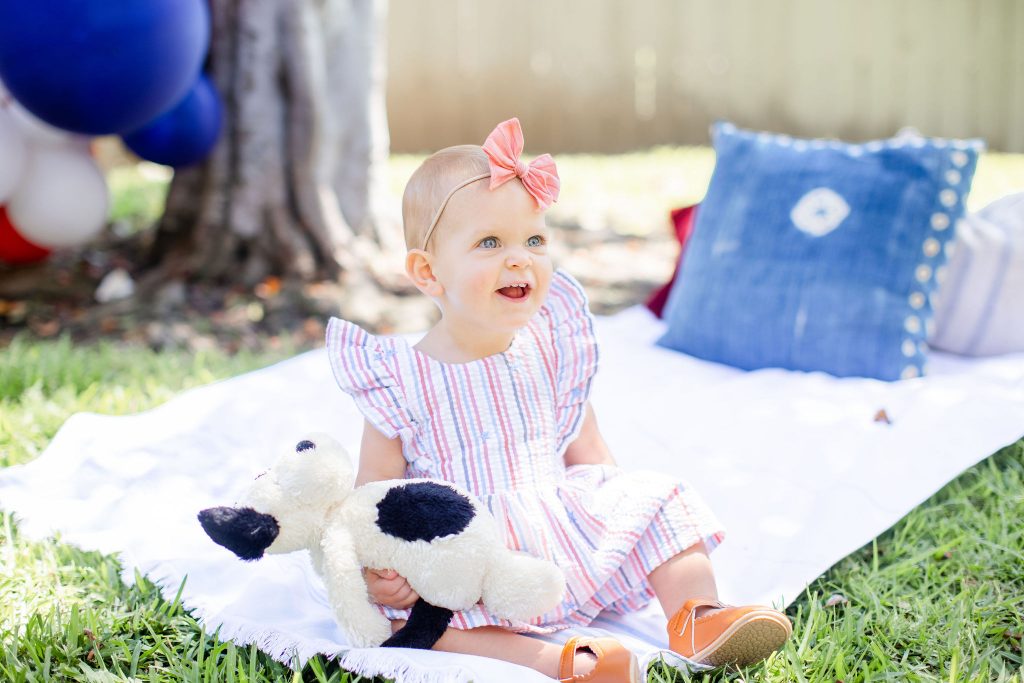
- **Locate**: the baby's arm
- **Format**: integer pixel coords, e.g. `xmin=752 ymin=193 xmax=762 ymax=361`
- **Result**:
xmin=354 ymin=419 xmax=420 ymax=610
xmin=563 ymin=402 xmax=618 ymax=467
xmin=355 ymin=418 xmax=407 ymax=486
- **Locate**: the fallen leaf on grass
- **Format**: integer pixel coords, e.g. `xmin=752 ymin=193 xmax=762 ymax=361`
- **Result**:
xmin=824 ymin=593 xmax=848 ymax=607
xmin=28 ymin=317 xmax=60 ymax=337
xmin=255 ymin=276 xmax=281 ymax=299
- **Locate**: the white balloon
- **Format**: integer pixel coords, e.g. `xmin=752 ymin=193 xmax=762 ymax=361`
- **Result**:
xmin=8 ymin=146 xmax=109 ymax=248
xmin=2 ymin=79 xmax=82 ymax=149
xmin=7 ymin=99 xmax=73 ymax=146
xmin=0 ymin=106 xmax=27 ymax=202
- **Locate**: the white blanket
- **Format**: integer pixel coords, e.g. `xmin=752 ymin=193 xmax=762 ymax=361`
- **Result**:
xmin=2 ymin=305 xmax=1023 ymax=682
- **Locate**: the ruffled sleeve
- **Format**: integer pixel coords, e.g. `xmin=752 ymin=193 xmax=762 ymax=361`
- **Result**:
xmin=541 ymin=270 xmax=600 ymax=456
xmin=325 ymin=317 xmax=416 ymax=442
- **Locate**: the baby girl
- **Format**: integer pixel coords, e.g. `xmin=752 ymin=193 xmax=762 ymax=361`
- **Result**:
xmin=327 ymin=118 xmax=792 ymax=681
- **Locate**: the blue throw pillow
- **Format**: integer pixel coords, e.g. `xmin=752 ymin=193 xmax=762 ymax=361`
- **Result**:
xmin=657 ymin=122 xmax=982 ymax=381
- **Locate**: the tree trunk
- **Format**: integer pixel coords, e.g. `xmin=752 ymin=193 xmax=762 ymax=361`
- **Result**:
xmin=148 ymin=0 xmax=392 ymax=287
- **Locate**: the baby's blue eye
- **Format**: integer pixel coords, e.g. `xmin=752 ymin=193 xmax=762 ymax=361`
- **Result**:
xmin=479 ymin=237 xmax=499 ymax=249
xmin=527 ymin=235 xmax=545 ymax=247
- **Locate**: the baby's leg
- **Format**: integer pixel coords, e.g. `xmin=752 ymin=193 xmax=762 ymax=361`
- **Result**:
xmin=648 ymin=540 xmax=720 ymax=619
xmin=389 ymin=620 xmax=596 ymax=678
xmin=649 ymin=541 xmax=792 ymax=667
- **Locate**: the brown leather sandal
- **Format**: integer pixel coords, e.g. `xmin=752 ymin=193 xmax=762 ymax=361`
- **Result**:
xmin=667 ymin=597 xmax=792 ymax=668
xmin=558 ymin=636 xmax=641 ymax=682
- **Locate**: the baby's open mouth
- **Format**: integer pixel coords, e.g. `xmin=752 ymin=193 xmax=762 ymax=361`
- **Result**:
xmin=497 ymin=284 xmax=531 ymax=300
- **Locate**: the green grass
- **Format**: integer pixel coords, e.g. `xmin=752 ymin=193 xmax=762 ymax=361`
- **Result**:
xmin=106 ymin=163 xmax=171 ymax=233
xmin=0 ymin=336 xmax=298 ymax=469
xmin=5 ymin=148 xmax=1024 ymax=680
xmin=0 ymin=337 xmax=381 ymax=682
xmin=648 ymin=440 xmax=1024 ymax=683
xmin=2 ymin=338 xmax=1022 ymax=682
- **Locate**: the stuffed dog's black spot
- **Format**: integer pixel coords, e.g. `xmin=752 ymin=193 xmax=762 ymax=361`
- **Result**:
xmin=376 ymin=482 xmax=474 ymax=542
xmin=198 ymin=506 xmax=280 ymax=560
xmin=295 ymin=440 xmax=316 ymax=453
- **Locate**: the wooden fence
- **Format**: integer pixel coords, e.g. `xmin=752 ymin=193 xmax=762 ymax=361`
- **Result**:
xmin=385 ymin=0 xmax=1024 ymax=153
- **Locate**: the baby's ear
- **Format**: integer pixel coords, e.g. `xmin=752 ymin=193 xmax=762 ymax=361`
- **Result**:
xmin=405 ymin=249 xmax=443 ymax=297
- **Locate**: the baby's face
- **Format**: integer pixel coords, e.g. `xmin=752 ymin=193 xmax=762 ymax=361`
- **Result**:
xmin=428 ymin=179 xmax=553 ymax=333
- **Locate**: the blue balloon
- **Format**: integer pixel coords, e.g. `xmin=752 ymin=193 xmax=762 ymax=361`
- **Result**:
xmin=123 ymin=75 xmax=223 ymax=168
xmin=0 ymin=0 xmax=210 ymax=135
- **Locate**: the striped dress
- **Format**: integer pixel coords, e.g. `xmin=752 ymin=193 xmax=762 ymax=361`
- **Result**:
xmin=326 ymin=269 xmax=725 ymax=632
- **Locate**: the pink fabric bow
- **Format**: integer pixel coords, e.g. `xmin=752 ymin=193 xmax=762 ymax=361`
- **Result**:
xmin=482 ymin=118 xmax=560 ymax=210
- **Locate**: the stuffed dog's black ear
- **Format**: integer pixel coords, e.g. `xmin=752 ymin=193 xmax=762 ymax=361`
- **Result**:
xmin=198 ymin=506 xmax=279 ymax=561
xmin=295 ymin=440 xmax=316 ymax=453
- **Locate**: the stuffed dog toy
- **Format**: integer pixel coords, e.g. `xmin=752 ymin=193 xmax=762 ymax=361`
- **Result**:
xmin=198 ymin=433 xmax=565 ymax=649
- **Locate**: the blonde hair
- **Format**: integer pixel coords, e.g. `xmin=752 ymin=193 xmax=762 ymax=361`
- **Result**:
xmin=402 ymin=145 xmax=491 ymax=251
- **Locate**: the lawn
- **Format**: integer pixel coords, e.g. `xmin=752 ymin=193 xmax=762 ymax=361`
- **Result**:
xmin=2 ymin=147 xmax=1024 ymax=682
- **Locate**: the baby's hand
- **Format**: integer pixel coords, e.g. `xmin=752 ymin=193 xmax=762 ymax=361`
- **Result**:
xmin=363 ymin=568 xmax=420 ymax=610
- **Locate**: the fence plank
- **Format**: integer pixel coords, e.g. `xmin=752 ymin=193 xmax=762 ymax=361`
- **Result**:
xmin=386 ymin=0 xmax=1023 ymax=152
xmin=1010 ymin=0 xmax=1024 ymax=152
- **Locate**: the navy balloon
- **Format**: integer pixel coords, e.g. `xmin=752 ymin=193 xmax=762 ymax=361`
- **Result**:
xmin=0 ymin=0 xmax=210 ymax=135
xmin=123 ymin=75 xmax=223 ymax=168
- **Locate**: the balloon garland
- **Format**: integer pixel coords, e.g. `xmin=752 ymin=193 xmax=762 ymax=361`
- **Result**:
xmin=0 ymin=1 xmax=210 ymax=135
xmin=7 ymin=146 xmax=110 ymax=249
xmin=123 ymin=74 xmax=223 ymax=169
xmin=0 ymin=103 xmax=27 ymax=203
xmin=0 ymin=206 xmax=50 ymax=265
xmin=0 ymin=0 xmax=222 ymax=262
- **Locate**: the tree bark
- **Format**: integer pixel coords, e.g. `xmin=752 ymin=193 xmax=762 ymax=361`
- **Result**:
xmin=148 ymin=0 xmax=391 ymax=287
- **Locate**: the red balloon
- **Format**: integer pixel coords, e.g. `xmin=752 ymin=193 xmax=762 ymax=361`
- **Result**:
xmin=0 ymin=205 xmax=50 ymax=264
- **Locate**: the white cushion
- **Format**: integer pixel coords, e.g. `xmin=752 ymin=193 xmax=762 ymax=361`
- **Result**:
xmin=930 ymin=192 xmax=1024 ymax=356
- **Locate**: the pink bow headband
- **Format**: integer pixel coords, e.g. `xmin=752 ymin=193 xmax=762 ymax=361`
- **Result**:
xmin=420 ymin=117 xmax=560 ymax=250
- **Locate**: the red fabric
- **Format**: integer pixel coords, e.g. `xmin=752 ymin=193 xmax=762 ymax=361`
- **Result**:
xmin=0 ymin=206 xmax=51 ymax=265
xmin=645 ymin=204 xmax=698 ymax=318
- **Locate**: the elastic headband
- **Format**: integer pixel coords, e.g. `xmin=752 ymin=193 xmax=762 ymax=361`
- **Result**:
xmin=417 ymin=117 xmax=561 ymax=252
xmin=420 ymin=173 xmax=490 ymax=251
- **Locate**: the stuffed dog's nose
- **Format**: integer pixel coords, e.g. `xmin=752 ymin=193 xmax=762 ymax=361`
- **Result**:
xmin=198 ymin=506 xmax=280 ymax=561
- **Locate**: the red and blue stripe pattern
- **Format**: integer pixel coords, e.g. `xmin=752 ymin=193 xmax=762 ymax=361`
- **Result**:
xmin=327 ymin=270 xmax=726 ymax=632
